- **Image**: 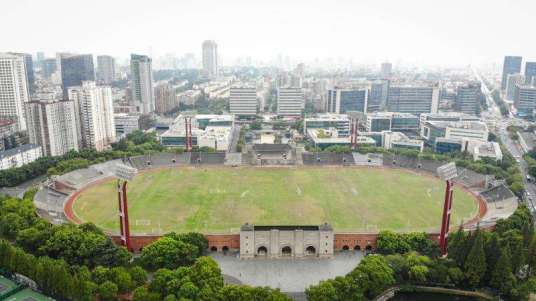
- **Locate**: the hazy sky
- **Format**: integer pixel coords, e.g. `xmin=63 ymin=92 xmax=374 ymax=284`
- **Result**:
xmin=3 ymin=0 xmax=536 ymax=66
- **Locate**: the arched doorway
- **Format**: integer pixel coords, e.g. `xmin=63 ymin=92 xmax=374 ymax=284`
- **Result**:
xmin=210 ymin=246 xmax=217 ymax=252
xmin=342 ymin=245 xmax=350 ymax=251
xmin=222 ymin=246 xmax=229 ymax=253
xmin=365 ymin=245 xmax=373 ymax=255
xmin=281 ymin=246 xmax=292 ymax=256
xmin=305 ymin=246 xmax=316 ymax=256
xmin=257 ymin=246 xmax=268 ymax=256
xmin=354 ymin=245 xmax=361 ymax=251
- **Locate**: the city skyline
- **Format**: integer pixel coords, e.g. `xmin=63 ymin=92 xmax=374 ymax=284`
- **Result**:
xmin=3 ymin=0 xmax=536 ymax=67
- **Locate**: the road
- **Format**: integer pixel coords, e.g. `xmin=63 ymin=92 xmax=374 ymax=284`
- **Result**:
xmin=474 ymin=69 xmax=536 ymax=213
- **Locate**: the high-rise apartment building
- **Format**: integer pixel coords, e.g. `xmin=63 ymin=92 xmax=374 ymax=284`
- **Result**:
xmin=130 ymin=54 xmax=154 ymax=114
xmin=68 ymin=81 xmax=115 ymax=151
xmin=202 ymin=40 xmax=218 ymax=78
xmin=154 ymin=82 xmax=178 ymax=114
xmin=58 ymin=53 xmax=95 ymax=96
xmin=277 ymin=87 xmax=304 ymax=116
xmin=229 ymin=86 xmax=258 ymax=117
xmin=25 ymin=99 xmax=79 ymax=156
xmin=501 ymin=56 xmax=522 ymax=90
xmin=525 ymin=62 xmax=536 ymax=85
xmin=326 ymin=88 xmax=368 ymax=114
xmin=514 ymin=85 xmax=536 ymax=117
xmin=8 ymin=53 xmax=34 ymax=93
xmin=506 ymin=73 xmax=524 ymax=101
xmin=380 ymin=62 xmax=392 ymax=78
xmin=0 ymin=53 xmax=30 ymax=131
xmin=386 ymin=85 xmax=439 ymax=115
xmin=97 ymin=55 xmax=115 ymax=84
xmin=455 ymin=82 xmax=481 ymax=115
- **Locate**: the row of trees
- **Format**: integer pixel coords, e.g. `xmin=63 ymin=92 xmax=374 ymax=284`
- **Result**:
xmin=0 ymin=131 xmax=162 ymax=187
xmin=307 ymin=206 xmax=536 ymax=301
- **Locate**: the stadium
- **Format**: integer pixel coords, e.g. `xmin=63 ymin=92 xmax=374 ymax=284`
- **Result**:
xmin=32 ymin=148 xmax=517 ymax=254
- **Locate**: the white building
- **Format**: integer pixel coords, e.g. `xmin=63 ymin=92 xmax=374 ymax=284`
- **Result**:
xmin=0 ymin=53 xmax=30 ymax=131
xmin=304 ymin=114 xmax=350 ymax=137
xmin=277 ymin=87 xmax=304 ymax=116
xmin=25 ymin=100 xmax=79 ymax=156
xmin=130 ymin=54 xmax=154 ymax=114
xmin=230 ymin=86 xmax=258 ymax=117
xmin=473 ymin=142 xmax=503 ymax=162
xmin=68 ymin=81 xmax=115 ymax=151
xmin=114 ymin=113 xmax=140 ymax=137
xmin=202 ymin=40 xmax=218 ymax=78
xmin=0 ymin=144 xmax=42 ymax=170
xmin=197 ymin=126 xmax=232 ymax=151
xmin=381 ymin=131 xmax=424 ymax=152
xmin=444 ymin=121 xmax=488 ymax=142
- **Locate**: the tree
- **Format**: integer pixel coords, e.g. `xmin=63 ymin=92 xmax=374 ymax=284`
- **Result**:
xmin=484 ymin=234 xmax=501 ymax=282
xmin=98 ymin=281 xmax=118 ymax=301
xmin=108 ymin=267 xmax=134 ymax=293
xmin=164 ymin=232 xmax=208 ymax=257
xmin=140 ymin=237 xmax=199 ymax=270
xmin=305 ymin=280 xmax=338 ymax=301
xmin=409 ymin=265 xmax=428 ymax=284
xmin=464 ymin=230 xmax=487 ymax=287
xmin=129 ymin=266 xmax=148 ymax=287
xmin=527 ymin=235 xmax=536 ymax=276
xmin=348 ymin=255 xmax=395 ymax=298
xmin=132 ymin=286 xmax=160 ymax=301
xmin=376 ymin=231 xmax=410 ymax=255
xmin=490 ymin=246 xmax=517 ymax=297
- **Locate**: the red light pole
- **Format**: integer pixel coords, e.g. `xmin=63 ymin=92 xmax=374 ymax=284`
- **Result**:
xmin=437 ymin=162 xmax=458 ymax=256
xmin=115 ymin=164 xmax=138 ymax=252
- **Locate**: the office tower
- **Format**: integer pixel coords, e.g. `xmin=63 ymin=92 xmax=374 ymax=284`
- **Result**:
xmin=380 ymin=62 xmax=392 ymax=78
xmin=455 ymin=82 xmax=481 ymax=115
xmin=36 ymin=52 xmax=45 ymax=65
xmin=506 ymin=74 xmax=524 ymax=101
xmin=368 ymin=80 xmax=389 ymax=112
xmin=68 ymin=81 xmax=115 ymax=151
xmin=501 ymin=56 xmax=522 ymax=90
xmin=97 ymin=55 xmax=116 ymax=84
xmin=42 ymin=58 xmax=57 ymax=79
xmin=514 ymin=85 xmax=536 ymax=116
xmin=387 ymin=85 xmax=439 ymax=115
xmin=525 ymin=62 xmax=536 ymax=85
xmin=229 ymin=86 xmax=258 ymax=117
xmin=58 ymin=54 xmax=95 ymax=96
xmin=202 ymin=40 xmax=218 ymax=78
xmin=130 ymin=54 xmax=154 ymax=114
xmin=154 ymin=82 xmax=178 ymax=114
xmin=0 ymin=53 xmax=30 ymax=131
xmin=25 ymin=99 xmax=79 ymax=156
xmin=277 ymin=87 xmax=304 ymax=116
xmin=365 ymin=112 xmax=419 ymax=134
xmin=326 ymin=88 xmax=368 ymax=114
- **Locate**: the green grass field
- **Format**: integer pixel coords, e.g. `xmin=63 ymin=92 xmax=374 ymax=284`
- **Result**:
xmin=72 ymin=166 xmax=479 ymax=234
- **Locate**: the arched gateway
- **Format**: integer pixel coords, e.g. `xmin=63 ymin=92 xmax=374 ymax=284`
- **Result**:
xmin=240 ymin=223 xmax=334 ymax=259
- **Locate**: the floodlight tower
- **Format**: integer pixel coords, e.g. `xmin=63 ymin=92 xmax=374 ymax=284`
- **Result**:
xmin=436 ymin=162 xmax=458 ymax=256
xmin=350 ymin=118 xmax=359 ymax=150
xmin=114 ymin=164 xmax=138 ymax=251
xmin=185 ymin=117 xmax=193 ymax=152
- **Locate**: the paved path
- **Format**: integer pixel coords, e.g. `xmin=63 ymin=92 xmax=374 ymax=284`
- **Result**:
xmin=211 ymin=251 xmax=363 ymax=293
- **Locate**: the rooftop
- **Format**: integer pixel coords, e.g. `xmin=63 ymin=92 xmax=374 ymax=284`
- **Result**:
xmin=0 ymin=144 xmax=40 ymax=160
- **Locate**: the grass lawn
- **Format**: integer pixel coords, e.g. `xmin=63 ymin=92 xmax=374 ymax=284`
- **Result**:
xmin=72 ymin=166 xmax=479 ymax=234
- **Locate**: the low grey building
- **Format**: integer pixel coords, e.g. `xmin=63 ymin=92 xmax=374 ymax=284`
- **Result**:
xmin=240 ymin=223 xmax=334 ymax=259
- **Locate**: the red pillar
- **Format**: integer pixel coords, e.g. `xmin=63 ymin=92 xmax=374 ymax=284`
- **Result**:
xmin=439 ymin=180 xmax=454 ymax=256
xmin=117 ymin=180 xmax=132 ymax=251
